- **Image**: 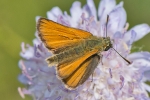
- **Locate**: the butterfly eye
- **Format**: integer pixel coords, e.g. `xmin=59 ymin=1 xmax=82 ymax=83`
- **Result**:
xmin=104 ymin=44 xmax=112 ymax=51
xmin=104 ymin=46 xmax=110 ymax=51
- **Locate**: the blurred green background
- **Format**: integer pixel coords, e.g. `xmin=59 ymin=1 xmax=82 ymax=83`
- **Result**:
xmin=0 ymin=0 xmax=150 ymax=100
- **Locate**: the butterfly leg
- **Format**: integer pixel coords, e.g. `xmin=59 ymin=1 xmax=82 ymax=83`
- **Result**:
xmin=91 ymin=54 xmax=102 ymax=82
xmin=98 ymin=54 xmax=103 ymax=65
xmin=91 ymin=73 xmax=94 ymax=82
xmin=100 ymin=55 xmax=103 ymax=65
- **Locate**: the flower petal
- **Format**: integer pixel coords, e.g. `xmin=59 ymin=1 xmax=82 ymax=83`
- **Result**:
xmin=86 ymin=0 xmax=97 ymax=20
xmin=124 ymin=24 xmax=150 ymax=43
xmin=108 ymin=2 xmax=127 ymax=35
xmin=143 ymin=68 xmax=150 ymax=80
xmin=128 ymin=52 xmax=150 ymax=61
xmin=98 ymin=0 xmax=116 ymax=23
xmin=143 ymin=83 xmax=150 ymax=92
xmin=70 ymin=1 xmax=82 ymax=27
xmin=47 ymin=7 xmax=63 ymax=21
xmin=20 ymin=43 xmax=34 ymax=59
xmin=126 ymin=30 xmax=136 ymax=45
xmin=70 ymin=1 xmax=82 ymax=21
xmin=126 ymin=52 xmax=150 ymax=81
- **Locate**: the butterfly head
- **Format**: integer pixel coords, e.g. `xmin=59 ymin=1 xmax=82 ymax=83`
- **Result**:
xmin=103 ymin=37 xmax=112 ymax=51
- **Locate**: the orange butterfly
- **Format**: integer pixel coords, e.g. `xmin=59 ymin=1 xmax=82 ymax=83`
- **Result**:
xmin=37 ymin=17 xmax=130 ymax=90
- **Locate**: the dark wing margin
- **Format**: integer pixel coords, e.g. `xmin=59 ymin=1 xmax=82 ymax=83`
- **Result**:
xmin=78 ymin=54 xmax=100 ymax=85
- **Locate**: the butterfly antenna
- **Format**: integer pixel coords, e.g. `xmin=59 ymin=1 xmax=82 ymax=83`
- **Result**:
xmin=105 ymin=15 xmax=109 ymax=37
xmin=106 ymin=15 xmax=131 ymax=64
xmin=112 ymin=48 xmax=131 ymax=64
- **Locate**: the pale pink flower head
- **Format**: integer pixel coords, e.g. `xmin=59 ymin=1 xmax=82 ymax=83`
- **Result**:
xmin=18 ymin=0 xmax=150 ymax=100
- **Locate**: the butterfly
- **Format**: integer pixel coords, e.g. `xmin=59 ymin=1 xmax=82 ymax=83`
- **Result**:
xmin=37 ymin=17 xmax=130 ymax=90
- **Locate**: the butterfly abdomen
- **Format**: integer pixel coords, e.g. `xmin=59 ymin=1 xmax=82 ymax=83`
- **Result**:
xmin=46 ymin=44 xmax=85 ymax=66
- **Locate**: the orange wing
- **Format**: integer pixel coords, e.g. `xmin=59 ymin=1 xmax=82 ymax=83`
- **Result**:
xmin=56 ymin=49 xmax=99 ymax=89
xmin=37 ymin=18 xmax=92 ymax=53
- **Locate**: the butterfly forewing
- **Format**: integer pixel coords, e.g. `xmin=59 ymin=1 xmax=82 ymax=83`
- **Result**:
xmin=37 ymin=18 xmax=92 ymax=53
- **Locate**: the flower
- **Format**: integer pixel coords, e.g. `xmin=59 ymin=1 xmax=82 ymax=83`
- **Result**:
xmin=18 ymin=0 xmax=150 ymax=100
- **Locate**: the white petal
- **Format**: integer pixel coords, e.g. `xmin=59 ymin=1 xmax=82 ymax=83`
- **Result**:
xmin=128 ymin=52 xmax=150 ymax=61
xmin=47 ymin=7 xmax=63 ymax=21
xmin=18 ymin=87 xmax=25 ymax=98
xmin=143 ymin=83 xmax=150 ymax=92
xmin=87 ymin=0 xmax=97 ymax=20
xmin=20 ymin=43 xmax=34 ymax=59
xmin=35 ymin=16 xmax=40 ymax=22
xmin=98 ymin=0 xmax=116 ymax=23
xmin=126 ymin=30 xmax=137 ymax=45
xmin=70 ymin=1 xmax=82 ymax=22
xmin=143 ymin=68 xmax=150 ymax=80
xmin=108 ymin=2 xmax=127 ymax=35
xmin=128 ymin=52 xmax=150 ymax=67
xmin=124 ymin=24 xmax=150 ymax=43
xmin=33 ymin=39 xmax=40 ymax=46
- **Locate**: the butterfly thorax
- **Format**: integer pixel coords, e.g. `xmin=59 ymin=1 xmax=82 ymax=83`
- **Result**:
xmin=46 ymin=36 xmax=112 ymax=66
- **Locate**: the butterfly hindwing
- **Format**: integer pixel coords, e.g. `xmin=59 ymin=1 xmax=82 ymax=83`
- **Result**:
xmin=57 ymin=50 xmax=99 ymax=79
xmin=56 ymin=49 xmax=100 ymax=89
xmin=78 ymin=54 xmax=100 ymax=85
xmin=62 ymin=54 xmax=100 ymax=89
